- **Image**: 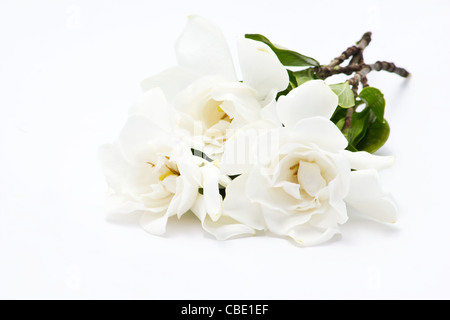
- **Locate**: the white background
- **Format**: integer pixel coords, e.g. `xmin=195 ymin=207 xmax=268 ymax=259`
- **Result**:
xmin=1 ymin=0 xmax=449 ymax=300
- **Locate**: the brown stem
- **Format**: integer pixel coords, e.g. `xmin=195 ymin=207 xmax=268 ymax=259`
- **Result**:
xmin=343 ymin=107 xmax=355 ymax=134
xmin=317 ymin=32 xmax=373 ymax=79
xmin=327 ymin=45 xmax=361 ymax=68
xmin=342 ymin=33 xmax=372 ymax=132
xmin=349 ymin=32 xmax=372 ymax=65
xmin=369 ymin=61 xmax=410 ymax=78
xmin=316 ymin=31 xmax=409 ymax=133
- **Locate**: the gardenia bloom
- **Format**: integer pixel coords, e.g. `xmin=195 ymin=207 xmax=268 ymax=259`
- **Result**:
xmin=99 ymin=88 xmax=255 ymax=239
xmin=221 ymin=80 xmax=398 ymax=246
xmin=99 ymin=88 xmax=200 ymax=234
xmin=141 ymin=15 xmax=289 ymax=159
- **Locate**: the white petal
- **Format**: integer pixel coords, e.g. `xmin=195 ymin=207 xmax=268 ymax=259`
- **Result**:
xmin=260 ymin=99 xmax=283 ymax=127
xmin=118 ymin=115 xmax=167 ymax=161
xmin=210 ymin=82 xmax=261 ymax=126
xmin=173 ymin=76 xmax=218 ymax=118
xmin=222 ymin=174 xmax=265 ymax=230
xmin=178 ymin=177 xmax=200 ymax=217
xmin=175 ymin=15 xmax=236 ymax=80
xmin=281 ymin=181 xmax=302 ymax=200
xmin=191 ymin=195 xmax=207 ymax=221
xmin=298 ymin=161 xmax=327 ymax=197
xmin=237 ymin=38 xmax=289 ymax=99
xmin=221 ymin=135 xmax=256 ymax=176
xmin=345 ymin=170 xmax=398 ymax=223
xmin=164 ymin=144 xmax=201 ymax=218
xmin=141 ymin=66 xmax=199 ymax=102
xmin=276 ymin=80 xmax=338 ymax=127
xmin=262 ymin=206 xmax=315 ymax=236
xmin=174 ymin=143 xmax=202 ymax=185
xmin=326 ymin=155 xmax=351 ymax=223
xmin=309 ymin=205 xmax=348 ymax=229
xmin=202 ymin=216 xmax=256 ymax=240
xmin=129 ymin=88 xmax=173 ymax=133
xmin=165 ymin=176 xmax=197 ymax=219
xmin=140 ymin=211 xmax=170 ymax=235
xmin=191 ymin=196 xmax=255 ymax=240
xmin=290 ymin=117 xmax=348 ymax=152
xmin=247 ymin=167 xmax=301 ymax=215
xmin=288 ymin=224 xmax=340 ymax=246
xmin=104 ymin=194 xmax=147 ymax=215
xmin=221 ymin=121 xmax=276 ymax=176
xmin=201 ymin=163 xmax=223 ymax=221
xmin=342 ymin=150 xmax=396 ymax=170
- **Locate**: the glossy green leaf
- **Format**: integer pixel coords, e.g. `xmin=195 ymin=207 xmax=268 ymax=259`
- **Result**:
xmin=287 ymin=69 xmax=298 ymax=88
xmin=293 ymin=68 xmax=317 ymax=86
xmin=335 ymin=118 xmax=345 ymax=131
xmin=329 ymin=82 xmax=355 ymax=108
xmin=356 ymin=119 xmax=390 ymax=153
xmin=358 ymin=87 xmax=386 ymax=122
xmin=346 ymin=108 xmax=370 ymax=147
xmin=346 ymin=143 xmax=358 ymax=152
xmin=245 ymin=34 xmax=320 ymax=67
xmin=330 ymin=106 xmax=347 ymax=127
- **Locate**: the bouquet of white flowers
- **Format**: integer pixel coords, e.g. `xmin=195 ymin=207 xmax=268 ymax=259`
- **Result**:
xmin=99 ymin=15 xmax=409 ymax=246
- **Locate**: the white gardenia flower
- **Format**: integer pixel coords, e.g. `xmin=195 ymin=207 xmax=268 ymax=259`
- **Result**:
xmin=99 ymin=88 xmax=254 ymax=239
xmin=141 ymin=15 xmax=289 ymax=159
xmin=222 ymin=80 xmax=398 ymax=246
xmin=99 ymin=88 xmax=200 ymax=234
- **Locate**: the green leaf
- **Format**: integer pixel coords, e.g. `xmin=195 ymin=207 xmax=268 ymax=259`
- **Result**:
xmin=346 ymin=143 xmax=358 ymax=152
xmin=329 ymin=82 xmax=355 ymax=108
xmin=330 ymin=106 xmax=347 ymax=126
xmin=358 ymin=87 xmax=386 ymax=122
xmin=293 ymin=68 xmax=317 ymax=86
xmin=356 ymin=119 xmax=390 ymax=153
xmin=245 ymin=34 xmax=320 ymax=67
xmin=346 ymin=108 xmax=370 ymax=147
xmin=287 ymin=69 xmax=298 ymax=88
xmin=335 ymin=118 xmax=345 ymax=131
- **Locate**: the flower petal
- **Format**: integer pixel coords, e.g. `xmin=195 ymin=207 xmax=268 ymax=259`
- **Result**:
xmin=260 ymin=98 xmax=283 ymax=127
xmin=141 ymin=66 xmax=199 ymax=101
xmin=221 ymin=122 xmax=275 ymax=175
xmin=191 ymin=196 xmax=255 ymax=240
xmin=298 ymin=161 xmax=327 ymax=197
xmin=247 ymin=167 xmax=301 ymax=215
xmin=326 ymin=155 xmax=351 ymax=223
xmin=202 ymin=216 xmax=256 ymax=240
xmin=237 ymin=38 xmax=289 ymax=99
xmin=210 ymin=82 xmax=261 ymax=126
xmin=342 ymin=150 xmax=395 ymax=170
xmin=175 ymin=15 xmax=236 ymax=81
xmin=290 ymin=117 xmax=348 ymax=152
xmin=140 ymin=211 xmax=170 ymax=235
xmin=165 ymin=176 xmax=197 ymax=219
xmin=276 ymin=80 xmax=338 ymax=127
xmin=129 ymin=88 xmax=173 ymax=133
xmin=201 ymin=163 xmax=223 ymax=221
xmin=104 ymin=194 xmax=147 ymax=215
xmin=345 ymin=169 xmax=398 ymax=223
xmin=262 ymin=206 xmax=317 ymax=236
xmin=222 ymin=173 xmax=265 ymax=230
xmin=288 ymin=224 xmax=340 ymax=246
xmin=117 ymin=115 xmax=167 ymax=161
